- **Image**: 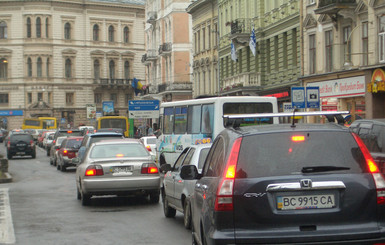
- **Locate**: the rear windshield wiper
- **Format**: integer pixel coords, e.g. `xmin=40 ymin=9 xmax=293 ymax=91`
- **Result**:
xmin=301 ymin=166 xmax=350 ymax=173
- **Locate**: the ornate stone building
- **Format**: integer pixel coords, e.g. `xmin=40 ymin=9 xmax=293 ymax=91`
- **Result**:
xmin=0 ymin=0 xmax=145 ymax=129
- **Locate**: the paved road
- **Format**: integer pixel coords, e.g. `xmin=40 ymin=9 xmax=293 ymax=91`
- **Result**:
xmin=0 ymin=144 xmax=192 ymax=245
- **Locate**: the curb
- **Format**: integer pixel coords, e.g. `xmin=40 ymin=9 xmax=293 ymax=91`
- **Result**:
xmin=0 ymin=173 xmax=12 ymax=183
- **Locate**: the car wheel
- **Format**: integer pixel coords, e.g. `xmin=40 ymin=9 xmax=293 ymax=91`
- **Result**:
xmin=46 ymin=150 xmax=50 ymax=156
xmin=81 ymin=190 xmax=91 ymax=206
xmin=77 ymin=186 xmax=81 ymax=200
xmin=31 ymin=151 xmax=36 ymax=159
xmin=57 ymin=163 xmax=61 ymax=170
xmin=61 ymin=165 xmax=66 ymax=172
xmin=184 ymin=200 xmax=192 ymax=230
xmin=7 ymin=153 xmax=12 ymax=160
xmin=163 ymin=194 xmax=176 ymax=218
xmin=50 ymin=158 xmax=53 ymax=165
xmin=149 ymin=191 xmax=160 ymax=203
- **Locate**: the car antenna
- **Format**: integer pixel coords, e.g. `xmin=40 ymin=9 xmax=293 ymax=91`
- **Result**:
xmin=291 ymin=108 xmax=297 ymax=128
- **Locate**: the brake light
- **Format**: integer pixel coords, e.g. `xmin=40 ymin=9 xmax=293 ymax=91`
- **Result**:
xmin=292 ymin=135 xmax=305 ymax=142
xmin=146 ymin=145 xmax=152 ymax=152
xmin=141 ymin=163 xmax=159 ymax=174
xmin=30 ymin=140 xmax=34 ymax=147
xmin=353 ymin=133 xmax=385 ymax=204
xmin=85 ymin=165 xmax=104 ymax=176
xmin=116 ymin=154 xmax=124 ymax=158
xmin=53 ymin=140 xmax=56 ymax=144
xmin=63 ymin=149 xmax=68 ymax=156
xmin=215 ymin=137 xmax=242 ymax=211
xmin=67 ymin=131 xmax=72 ymax=133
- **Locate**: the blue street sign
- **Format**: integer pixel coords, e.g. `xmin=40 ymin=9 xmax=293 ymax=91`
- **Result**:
xmin=0 ymin=110 xmax=23 ymax=116
xmin=128 ymin=100 xmax=159 ymax=111
xmin=291 ymin=87 xmax=306 ymax=109
xmin=306 ymin=86 xmax=320 ymax=108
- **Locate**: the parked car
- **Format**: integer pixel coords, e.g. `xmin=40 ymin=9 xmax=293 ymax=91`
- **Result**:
xmin=350 ymin=118 xmax=385 ymax=172
xmin=76 ymin=132 xmax=124 ymax=163
xmin=7 ymin=133 xmax=36 ymax=159
xmin=140 ymin=136 xmax=157 ymax=157
xmin=56 ymin=136 xmax=83 ymax=172
xmin=161 ymin=143 xmax=211 ymax=229
xmin=42 ymin=131 xmax=55 ymax=150
xmin=75 ymin=139 xmax=160 ymax=206
xmin=49 ymin=136 xmax=67 ymax=166
xmin=184 ymin=121 xmax=385 ymax=244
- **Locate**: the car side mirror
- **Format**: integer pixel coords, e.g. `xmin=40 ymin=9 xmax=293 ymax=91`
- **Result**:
xmin=180 ymin=165 xmax=199 ymax=180
xmin=160 ymin=164 xmax=171 ymax=173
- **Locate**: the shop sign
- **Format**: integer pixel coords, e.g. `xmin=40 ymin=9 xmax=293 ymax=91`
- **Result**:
xmin=310 ymin=76 xmax=365 ymax=98
xmin=368 ymin=68 xmax=385 ymax=93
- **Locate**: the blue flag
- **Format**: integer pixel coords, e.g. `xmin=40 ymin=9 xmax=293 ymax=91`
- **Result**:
xmin=231 ymin=41 xmax=237 ymax=62
xmin=249 ymin=27 xmax=256 ymax=56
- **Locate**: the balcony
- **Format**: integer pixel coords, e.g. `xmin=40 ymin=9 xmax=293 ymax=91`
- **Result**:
xmin=141 ymin=49 xmax=158 ymax=65
xmin=93 ymin=78 xmax=132 ymax=89
xmin=315 ymin=0 xmax=357 ymax=15
xmin=158 ymin=82 xmax=192 ymax=93
xmin=159 ymin=43 xmax=172 ymax=56
xmin=147 ymin=11 xmax=157 ymax=25
xmin=227 ymin=19 xmax=252 ymax=45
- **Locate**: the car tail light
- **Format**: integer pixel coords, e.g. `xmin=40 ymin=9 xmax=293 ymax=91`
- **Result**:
xmin=85 ymin=165 xmax=104 ymax=176
xmin=353 ymin=133 xmax=385 ymax=204
xmin=146 ymin=145 xmax=152 ymax=152
xmin=30 ymin=140 xmax=34 ymax=147
xmin=63 ymin=149 xmax=68 ymax=156
xmin=7 ymin=140 xmax=10 ymax=149
xmin=141 ymin=163 xmax=159 ymax=174
xmin=52 ymin=140 xmax=56 ymax=144
xmin=215 ymin=137 xmax=242 ymax=211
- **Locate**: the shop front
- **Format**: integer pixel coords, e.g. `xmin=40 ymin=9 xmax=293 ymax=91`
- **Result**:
xmin=367 ymin=68 xmax=385 ymax=119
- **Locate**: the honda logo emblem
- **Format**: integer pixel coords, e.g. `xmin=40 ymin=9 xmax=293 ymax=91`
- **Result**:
xmin=300 ymin=179 xmax=312 ymax=188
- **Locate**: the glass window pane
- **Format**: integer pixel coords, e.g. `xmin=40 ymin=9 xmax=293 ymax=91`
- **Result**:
xmin=174 ymin=106 xmax=187 ymax=134
xmin=187 ymin=105 xmax=201 ymax=134
xmin=163 ymin=107 xmax=174 ymax=134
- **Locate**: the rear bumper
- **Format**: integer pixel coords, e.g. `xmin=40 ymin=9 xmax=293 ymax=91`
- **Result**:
xmin=82 ymin=176 xmax=160 ymax=196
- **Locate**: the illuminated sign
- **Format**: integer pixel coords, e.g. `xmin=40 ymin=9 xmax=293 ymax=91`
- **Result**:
xmin=368 ymin=68 xmax=385 ymax=93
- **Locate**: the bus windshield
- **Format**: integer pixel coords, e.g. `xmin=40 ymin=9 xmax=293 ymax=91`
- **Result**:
xmin=223 ymin=102 xmax=274 ymax=126
xmin=97 ymin=116 xmax=129 ymax=137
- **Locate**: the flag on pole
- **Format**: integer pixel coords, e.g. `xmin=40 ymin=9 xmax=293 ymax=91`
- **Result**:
xmin=231 ymin=41 xmax=237 ymax=62
xmin=249 ymin=26 xmax=257 ymax=56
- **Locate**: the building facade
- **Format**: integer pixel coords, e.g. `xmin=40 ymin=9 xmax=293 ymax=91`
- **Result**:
xmin=187 ymin=0 xmax=219 ymax=98
xmin=142 ymin=0 xmax=193 ymax=102
xmin=0 ymin=0 xmax=145 ymax=129
xmin=216 ymin=0 xmax=301 ymax=111
xmin=302 ymin=0 xmax=385 ymax=122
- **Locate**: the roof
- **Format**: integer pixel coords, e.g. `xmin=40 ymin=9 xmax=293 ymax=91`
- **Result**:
xmin=88 ymin=0 xmax=145 ymax=5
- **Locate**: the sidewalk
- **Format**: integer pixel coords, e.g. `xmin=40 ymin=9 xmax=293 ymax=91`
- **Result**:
xmin=0 ymin=172 xmax=12 ymax=183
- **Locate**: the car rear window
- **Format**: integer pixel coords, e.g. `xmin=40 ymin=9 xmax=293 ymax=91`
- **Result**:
xmin=11 ymin=134 xmax=32 ymax=141
xmin=237 ymin=131 xmax=366 ymax=178
xmin=66 ymin=138 xmax=82 ymax=148
xmin=146 ymin=138 xmax=156 ymax=144
xmin=90 ymin=143 xmax=149 ymax=158
xmin=89 ymin=136 xmax=123 ymax=145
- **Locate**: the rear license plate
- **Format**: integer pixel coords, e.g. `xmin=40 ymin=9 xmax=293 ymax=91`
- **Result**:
xmin=277 ymin=194 xmax=335 ymax=210
xmin=112 ymin=166 xmax=132 ymax=173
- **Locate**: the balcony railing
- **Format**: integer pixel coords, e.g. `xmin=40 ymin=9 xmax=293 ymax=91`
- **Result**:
xmin=159 ymin=43 xmax=172 ymax=56
xmin=158 ymin=82 xmax=192 ymax=93
xmin=94 ymin=78 xmax=132 ymax=86
xmin=315 ymin=0 xmax=357 ymax=14
xmin=228 ymin=19 xmax=252 ymax=44
xmin=141 ymin=49 xmax=158 ymax=64
xmin=147 ymin=11 xmax=157 ymax=24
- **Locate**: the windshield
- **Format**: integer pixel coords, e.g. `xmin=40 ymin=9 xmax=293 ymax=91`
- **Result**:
xmin=90 ymin=143 xmax=149 ymax=158
xmin=66 ymin=138 xmax=82 ymax=148
xmin=100 ymin=119 xmax=126 ymax=132
xmin=24 ymin=120 xmax=41 ymax=126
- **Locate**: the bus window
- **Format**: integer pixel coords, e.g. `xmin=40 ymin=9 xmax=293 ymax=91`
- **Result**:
xmin=223 ymin=102 xmax=274 ymax=126
xmin=202 ymin=104 xmax=214 ymax=135
xmin=164 ymin=107 xmax=174 ymax=134
xmin=187 ymin=105 xmax=201 ymax=134
xmin=175 ymin=106 xmax=187 ymax=134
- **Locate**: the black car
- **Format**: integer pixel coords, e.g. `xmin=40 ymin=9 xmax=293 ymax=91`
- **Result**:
xmin=184 ymin=117 xmax=385 ymax=244
xmin=350 ymin=118 xmax=385 ymax=172
xmin=7 ymin=133 xmax=36 ymax=159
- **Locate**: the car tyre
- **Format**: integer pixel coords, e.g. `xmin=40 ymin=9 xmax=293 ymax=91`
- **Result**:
xmin=163 ymin=194 xmax=176 ymax=218
xmin=50 ymin=158 xmax=53 ymax=165
xmin=77 ymin=186 xmax=81 ymax=200
xmin=184 ymin=200 xmax=192 ymax=230
xmin=31 ymin=151 xmax=36 ymax=159
xmin=7 ymin=153 xmax=12 ymax=159
xmin=57 ymin=163 xmax=61 ymax=170
xmin=46 ymin=150 xmax=50 ymax=156
xmin=81 ymin=192 xmax=91 ymax=206
xmin=61 ymin=165 xmax=66 ymax=172
xmin=149 ymin=191 xmax=160 ymax=203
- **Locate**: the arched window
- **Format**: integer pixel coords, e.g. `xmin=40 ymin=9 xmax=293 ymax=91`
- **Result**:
xmin=45 ymin=18 xmax=49 ymax=38
xmin=65 ymin=58 xmax=72 ymax=78
xmin=123 ymin=26 xmax=129 ymax=43
xmin=94 ymin=60 xmax=100 ymax=79
xmin=36 ymin=17 xmax=41 ymax=38
xmin=27 ymin=17 xmax=31 ymax=38
xmin=109 ymin=60 xmax=115 ymax=79
xmin=93 ymin=24 xmax=99 ymax=41
xmin=37 ymin=57 xmax=42 ymax=77
xmin=0 ymin=21 xmax=7 ymax=39
xmin=64 ymin=22 xmax=71 ymax=40
xmin=27 ymin=57 xmax=32 ymax=77
xmin=46 ymin=58 xmax=50 ymax=77
xmin=0 ymin=58 xmax=7 ymax=79
xmin=124 ymin=61 xmax=130 ymax=79
xmin=108 ymin=25 xmax=114 ymax=42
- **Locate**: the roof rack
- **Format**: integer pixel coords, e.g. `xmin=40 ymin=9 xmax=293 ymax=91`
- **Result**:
xmin=223 ymin=111 xmax=350 ymax=128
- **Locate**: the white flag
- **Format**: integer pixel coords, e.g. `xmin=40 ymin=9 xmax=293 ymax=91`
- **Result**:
xmin=231 ymin=41 xmax=237 ymax=61
xmin=249 ymin=27 xmax=257 ymax=56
